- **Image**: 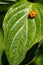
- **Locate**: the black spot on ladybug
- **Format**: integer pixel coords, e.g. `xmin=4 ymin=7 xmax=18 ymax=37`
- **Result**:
xmin=29 ymin=10 xmax=37 ymax=19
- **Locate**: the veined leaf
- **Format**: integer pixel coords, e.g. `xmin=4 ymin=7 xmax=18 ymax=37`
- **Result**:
xmin=0 ymin=27 xmax=4 ymax=65
xmin=19 ymin=43 xmax=39 ymax=65
xmin=3 ymin=1 xmax=43 ymax=65
xmin=0 ymin=1 xmax=16 ymax=26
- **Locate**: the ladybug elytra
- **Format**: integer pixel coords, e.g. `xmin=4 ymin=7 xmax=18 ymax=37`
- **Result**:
xmin=29 ymin=10 xmax=37 ymax=18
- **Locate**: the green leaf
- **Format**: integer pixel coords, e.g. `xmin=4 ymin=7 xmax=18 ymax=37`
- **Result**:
xmin=31 ymin=3 xmax=43 ymax=44
xmin=35 ymin=55 xmax=43 ymax=65
xmin=3 ymin=1 xmax=43 ymax=65
xmin=0 ymin=27 xmax=4 ymax=65
xmin=0 ymin=1 xmax=16 ymax=26
xmin=31 ymin=41 xmax=43 ymax=65
xmin=0 ymin=1 xmax=16 ymax=12
xmin=19 ymin=43 xmax=39 ymax=65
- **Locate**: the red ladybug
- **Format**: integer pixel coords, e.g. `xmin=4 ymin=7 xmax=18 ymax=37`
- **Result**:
xmin=29 ymin=10 xmax=37 ymax=18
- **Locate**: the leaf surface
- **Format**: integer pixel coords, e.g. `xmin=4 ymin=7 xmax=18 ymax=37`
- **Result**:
xmin=3 ymin=1 xmax=43 ymax=65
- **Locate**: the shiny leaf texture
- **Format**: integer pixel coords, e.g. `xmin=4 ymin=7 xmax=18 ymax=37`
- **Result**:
xmin=3 ymin=1 xmax=43 ymax=65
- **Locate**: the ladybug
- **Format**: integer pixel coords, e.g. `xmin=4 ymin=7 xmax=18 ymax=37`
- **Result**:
xmin=29 ymin=10 xmax=37 ymax=18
